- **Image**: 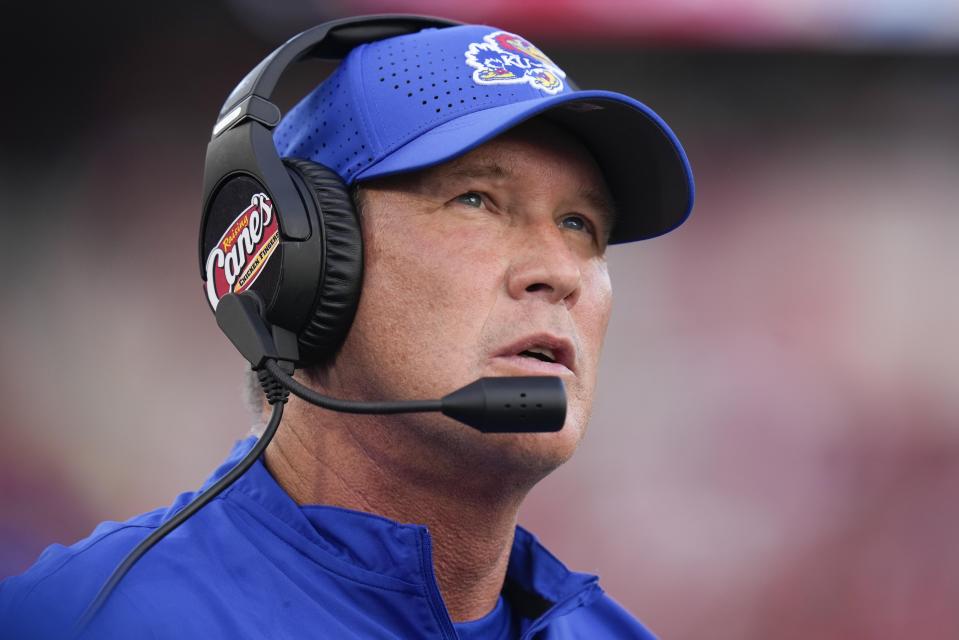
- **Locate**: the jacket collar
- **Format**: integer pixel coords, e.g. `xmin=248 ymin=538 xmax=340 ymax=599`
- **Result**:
xmin=211 ymin=437 xmax=601 ymax=616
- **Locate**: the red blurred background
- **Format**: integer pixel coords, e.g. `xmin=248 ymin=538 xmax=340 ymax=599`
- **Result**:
xmin=3 ymin=2 xmax=958 ymax=638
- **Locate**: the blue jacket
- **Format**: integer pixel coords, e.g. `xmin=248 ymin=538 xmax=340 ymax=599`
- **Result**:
xmin=1 ymin=438 xmax=656 ymax=639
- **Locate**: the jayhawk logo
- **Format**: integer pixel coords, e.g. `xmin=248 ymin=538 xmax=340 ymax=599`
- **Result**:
xmin=465 ymin=31 xmax=566 ymax=95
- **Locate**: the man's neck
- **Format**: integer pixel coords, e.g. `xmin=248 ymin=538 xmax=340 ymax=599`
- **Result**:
xmin=263 ymin=402 xmax=534 ymax=622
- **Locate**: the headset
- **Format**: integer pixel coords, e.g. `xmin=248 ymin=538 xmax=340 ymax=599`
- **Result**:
xmin=199 ymin=14 xmax=460 ymax=367
xmin=76 ymin=15 xmax=567 ymax=632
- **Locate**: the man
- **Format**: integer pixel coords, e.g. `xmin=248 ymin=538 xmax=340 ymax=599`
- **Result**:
xmin=1 ymin=20 xmax=692 ymax=639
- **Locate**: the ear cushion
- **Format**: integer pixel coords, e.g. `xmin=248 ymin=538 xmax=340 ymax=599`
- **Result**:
xmin=282 ymin=158 xmax=363 ymax=365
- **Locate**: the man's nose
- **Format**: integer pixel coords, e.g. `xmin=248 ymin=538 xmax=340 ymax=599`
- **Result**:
xmin=505 ymin=223 xmax=582 ymax=308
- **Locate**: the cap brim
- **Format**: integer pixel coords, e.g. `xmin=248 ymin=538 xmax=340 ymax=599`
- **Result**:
xmin=353 ymin=89 xmax=694 ymax=244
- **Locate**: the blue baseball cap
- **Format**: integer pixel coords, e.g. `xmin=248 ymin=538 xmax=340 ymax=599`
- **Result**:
xmin=274 ymin=24 xmax=694 ymax=243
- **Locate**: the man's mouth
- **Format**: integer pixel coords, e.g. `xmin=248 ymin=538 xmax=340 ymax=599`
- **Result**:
xmin=492 ymin=335 xmax=576 ymax=375
xmin=518 ymin=347 xmax=557 ymax=364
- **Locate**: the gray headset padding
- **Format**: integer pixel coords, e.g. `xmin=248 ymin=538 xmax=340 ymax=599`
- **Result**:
xmin=283 ymin=158 xmax=363 ymax=364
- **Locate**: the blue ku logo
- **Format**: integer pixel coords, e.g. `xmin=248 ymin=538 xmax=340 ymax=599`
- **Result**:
xmin=465 ymin=31 xmax=567 ymax=95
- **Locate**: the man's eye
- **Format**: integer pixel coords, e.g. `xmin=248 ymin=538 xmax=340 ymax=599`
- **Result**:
xmin=454 ymin=192 xmax=484 ymax=208
xmin=560 ymin=215 xmax=592 ymax=234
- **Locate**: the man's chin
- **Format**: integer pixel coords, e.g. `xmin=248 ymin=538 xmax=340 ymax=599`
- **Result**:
xmin=491 ymin=428 xmax=582 ymax=477
xmin=426 ymin=411 xmax=586 ymax=485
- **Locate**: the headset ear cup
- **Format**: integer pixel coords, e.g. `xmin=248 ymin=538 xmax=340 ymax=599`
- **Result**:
xmin=282 ymin=158 xmax=363 ymax=366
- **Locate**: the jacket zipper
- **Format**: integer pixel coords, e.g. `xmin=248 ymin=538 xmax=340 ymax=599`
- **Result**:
xmin=418 ymin=529 xmax=458 ymax=639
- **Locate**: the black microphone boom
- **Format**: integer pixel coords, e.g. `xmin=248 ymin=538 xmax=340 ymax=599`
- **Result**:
xmin=440 ymin=376 xmax=565 ymax=433
xmin=264 ymin=360 xmax=566 ymax=433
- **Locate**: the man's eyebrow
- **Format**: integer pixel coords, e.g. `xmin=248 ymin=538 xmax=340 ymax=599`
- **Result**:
xmin=443 ymin=162 xmax=513 ymax=182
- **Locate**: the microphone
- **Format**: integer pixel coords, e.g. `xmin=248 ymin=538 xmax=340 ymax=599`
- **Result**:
xmin=218 ymin=292 xmax=567 ymax=433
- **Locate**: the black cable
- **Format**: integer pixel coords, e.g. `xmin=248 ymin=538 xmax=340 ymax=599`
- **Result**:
xmin=264 ymin=359 xmax=442 ymax=414
xmin=75 ymin=399 xmax=285 ymax=633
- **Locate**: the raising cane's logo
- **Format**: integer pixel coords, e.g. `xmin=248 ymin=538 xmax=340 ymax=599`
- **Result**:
xmin=205 ymin=193 xmax=280 ymax=309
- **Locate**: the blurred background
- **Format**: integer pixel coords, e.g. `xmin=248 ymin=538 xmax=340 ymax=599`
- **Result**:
xmin=3 ymin=1 xmax=958 ymax=638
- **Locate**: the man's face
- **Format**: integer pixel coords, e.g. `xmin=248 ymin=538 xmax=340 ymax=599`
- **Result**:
xmin=319 ymin=118 xmax=615 ymax=476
